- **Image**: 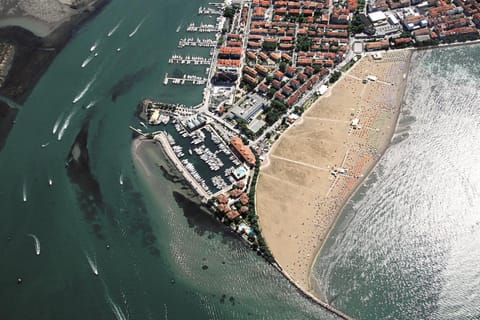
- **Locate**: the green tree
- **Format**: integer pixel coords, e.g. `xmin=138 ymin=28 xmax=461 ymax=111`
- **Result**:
xmin=296 ymin=35 xmax=312 ymax=51
xmin=223 ymin=6 xmax=236 ymax=19
xmin=349 ymin=14 xmax=365 ymax=34
xmin=329 ymin=70 xmax=342 ymax=83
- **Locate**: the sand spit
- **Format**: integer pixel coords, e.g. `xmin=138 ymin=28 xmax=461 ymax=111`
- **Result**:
xmin=256 ymin=50 xmax=413 ymax=295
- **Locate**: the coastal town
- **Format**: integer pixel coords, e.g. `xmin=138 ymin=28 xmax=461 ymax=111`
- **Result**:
xmin=0 ymin=0 xmax=476 ymax=318
xmin=135 ymin=0 xmax=480 ymax=251
xmin=131 ymin=0 xmax=480 ymax=316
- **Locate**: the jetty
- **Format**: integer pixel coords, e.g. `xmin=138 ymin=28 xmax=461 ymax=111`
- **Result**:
xmin=186 ymin=22 xmax=218 ymax=33
xmin=168 ymin=54 xmax=212 ymax=65
xmin=177 ymin=37 xmax=217 ymax=48
xmin=198 ymin=6 xmax=222 ymax=15
xmin=163 ymin=73 xmax=207 ymax=85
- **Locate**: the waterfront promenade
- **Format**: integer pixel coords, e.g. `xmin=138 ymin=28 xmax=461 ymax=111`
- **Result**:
xmin=256 ymin=50 xmax=412 ymax=295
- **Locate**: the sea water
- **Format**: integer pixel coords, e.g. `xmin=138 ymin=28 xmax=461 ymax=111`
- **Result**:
xmin=313 ymin=45 xmax=480 ymax=319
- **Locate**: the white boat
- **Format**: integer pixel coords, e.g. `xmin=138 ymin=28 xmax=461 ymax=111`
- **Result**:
xmin=28 ymin=234 xmax=40 ymax=256
xmin=116 ymin=48 xmax=121 ymax=52
xmin=22 ymin=183 xmax=27 ymax=202
xmin=48 ymin=178 xmax=53 ymax=186
xmin=41 ymin=142 xmax=50 ymax=148
xmin=129 ymin=18 xmax=146 ymax=38
xmin=188 ymin=149 xmax=193 ymax=155
xmin=81 ymin=55 xmax=93 ymax=68
xmin=107 ymin=20 xmax=122 ymax=37
xmin=119 ymin=174 xmax=124 ymax=185
xmin=90 ymin=41 xmax=98 ymax=52
xmin=140 ymin=122 xmax=147 ymax=129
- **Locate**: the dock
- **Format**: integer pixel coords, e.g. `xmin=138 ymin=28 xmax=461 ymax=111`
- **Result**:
xmin=198 ymin=6 xmax=222 ymax=15
xmin=177 ymin=37 xmax=217 ymax=48
xmin=186 ymin=22 xmax=218 ymax=33
xmin=154 ymin=132 xmax=211 ymax=200
xmin=168 ymin=54 xmax=212 ymax=65
xmin=163 ymin=73 xmax=207 ymax=85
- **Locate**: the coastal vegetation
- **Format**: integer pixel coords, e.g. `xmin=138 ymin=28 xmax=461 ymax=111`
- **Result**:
xmin=329 ymin=70 xmax=342 ymax=83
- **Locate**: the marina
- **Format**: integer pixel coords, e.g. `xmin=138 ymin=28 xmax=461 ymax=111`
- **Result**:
xmin=163 ymin=73 xmax=207 ymax=85
xmin=186 ymin=22 xmax=218 ymax=33
xmin=177 ymin=37 xmax=217 ymax=48
xmin=137 ymin=99 xmax=249 ymax=199
xmin=198 ymin=6 xmax=222 ymax=15
xmin=168 ymin=54 xmax=212 ymax=65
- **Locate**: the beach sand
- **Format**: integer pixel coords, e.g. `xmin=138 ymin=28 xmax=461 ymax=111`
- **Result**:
xmin=256 ymin=50 xmax=413 ymax=294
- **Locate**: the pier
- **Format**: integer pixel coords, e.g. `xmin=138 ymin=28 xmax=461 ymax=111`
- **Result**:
xmin=198 ymin=6 xmax=222 ymax=15
xmin=177 ymin=37 xmax=217 ymax=48
xmin=163 ymin=73 xmax=207 ymax=85
xmin=168 ymin=54 xmax=212 ymax=65
xmin=186 ymin=22 xmax=218 ymax=33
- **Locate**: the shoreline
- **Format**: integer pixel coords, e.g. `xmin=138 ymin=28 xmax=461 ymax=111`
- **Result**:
xmin=309 ymin=49 xmax=415 ymax=298
xmin=0 ymin=0 xmax=110 ymax=152
xmin=256 ymin=49 xmax=413 ymax=310
xmin=132 ymin=134 xmax=353 ymax=319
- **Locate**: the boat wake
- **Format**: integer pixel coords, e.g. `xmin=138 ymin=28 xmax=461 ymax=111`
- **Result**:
xmin=84 ymin=100 xmax=96 ymax=110
xmin=41 ymin=142 xmax=50 ymax=148
xmin=176 ymin=23 xmax=182 ymax=32
xmin=22 ymin=181 xmax=27 ymax=202
xmin=57 ymin=109 xmax=77 ymax=141
xmin=52 ymin=113 xmax=63 ymax=135
xmin=28 ymin=234 xmax=40 ymax=255
xmin=119 ymin=173 xmax=124 ymax=185
xmin=106 ymin=294 xmax=128 ymax=320
xmin=73 ymin=74 xmax=97 ymax=104
xmin=81 ymin=55 xmax=94 ymax=68
xmin=128 ymin=17 xmax=147 ymax=38
xmin=108 ymin=20 xmax=123 ymax=37
xmin=86 ymin=252 xmax=99 ymax=276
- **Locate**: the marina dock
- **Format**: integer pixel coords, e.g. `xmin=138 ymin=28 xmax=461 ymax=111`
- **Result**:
xmin=198 ymin=6 xmax=221 ymax=15
xmin=168 ymin=54 xmax=212 ymax=65
xmin=177 ymin=37 xmax=217 ymax=48
xmin=163 ymin=73 xmax=207 ymax=85
xmin=154 ymin=132 xmax=211 ymax=200
xmin=186 ymin=22 xmax=218 ymax=33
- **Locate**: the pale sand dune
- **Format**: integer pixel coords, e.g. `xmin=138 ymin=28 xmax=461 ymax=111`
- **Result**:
xmin=256 ymin=50 xmax=413 ymax=294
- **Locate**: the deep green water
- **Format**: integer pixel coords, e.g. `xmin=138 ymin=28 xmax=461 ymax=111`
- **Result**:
xmin=0 ymin=0 xmax=337 ymax=319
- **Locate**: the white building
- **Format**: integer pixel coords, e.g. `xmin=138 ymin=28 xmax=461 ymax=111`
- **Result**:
xmin=368 ymin=11 xmax=387 ymax=23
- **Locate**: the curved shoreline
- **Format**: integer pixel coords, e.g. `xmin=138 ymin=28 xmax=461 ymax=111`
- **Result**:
xmin=309 ymin=49 xmax=415 ymax=297
xmin=256 ymin=49 xmax=414 ymax=316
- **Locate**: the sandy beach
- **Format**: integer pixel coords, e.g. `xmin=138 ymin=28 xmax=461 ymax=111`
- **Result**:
xmin=256 ymin=50 xmax=413 ymax=294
